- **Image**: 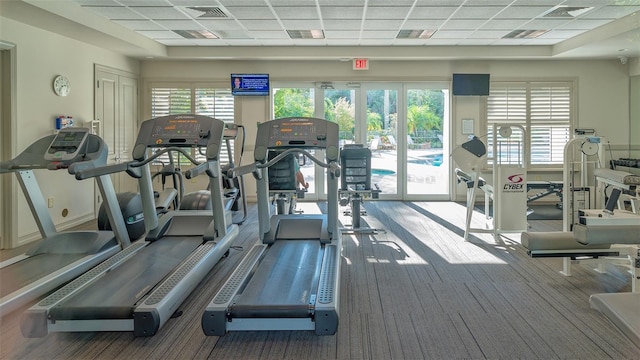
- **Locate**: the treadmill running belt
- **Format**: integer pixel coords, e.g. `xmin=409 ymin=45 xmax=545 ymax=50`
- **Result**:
xmin=0 ymin=253 xmax=85 ymax=297
xmin=49 ymin=237 xmax=202 ymax=320
xmin=231 ymin=240 xmax=322 ymax=318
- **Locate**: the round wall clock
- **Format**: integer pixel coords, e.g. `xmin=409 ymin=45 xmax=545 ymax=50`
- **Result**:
xmin=53 ymin=75 xmax=70 ymax=96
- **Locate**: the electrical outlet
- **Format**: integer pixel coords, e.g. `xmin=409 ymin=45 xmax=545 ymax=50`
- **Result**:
xmin=48 ymin=197 xmax=54 ymax=208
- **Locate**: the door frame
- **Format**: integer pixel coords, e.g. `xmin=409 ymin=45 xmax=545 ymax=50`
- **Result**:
xmin=0 ymin=41 xmax=17 ymax=249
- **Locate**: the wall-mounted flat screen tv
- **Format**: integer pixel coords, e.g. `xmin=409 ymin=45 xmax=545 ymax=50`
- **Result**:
xmin=231 ymin=74 xmax=269 ymax=96
xmin=452 ymin=73 xmax=490 ymax=96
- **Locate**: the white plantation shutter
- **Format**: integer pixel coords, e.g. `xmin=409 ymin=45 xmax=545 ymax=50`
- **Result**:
xmin=195 ymin=88 xmax=235 ymax=164
xmin=486 ymin=85 xmax=527 ymax=163
xmin=486 ymin=82 xmax=572 ymax=167
xmin=529 ymin=85 xmax=571 ymax=164
xmin=150 ymin=85 xmax=235 ymax=165
xmin=151 ymin=87 xmax=191 ymax=117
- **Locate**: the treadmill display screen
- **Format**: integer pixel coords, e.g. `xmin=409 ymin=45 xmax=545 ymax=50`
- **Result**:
xmin=46 ymin=130 xmax=89 ymax=157
xmin=268 ymin=118 xmax=327 ymax=148
xmin=150 ymin=118 xmax=204 ymax=147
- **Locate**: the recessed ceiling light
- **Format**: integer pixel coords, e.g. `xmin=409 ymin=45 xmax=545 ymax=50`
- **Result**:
xmin=397 ymin=30 xmax=436 ymax=39
xmin=173 ymin=30 xmax=218 ymax=39
xmin=542 ymin=5 xmax=594 ymax=18
xmin=503 ymin=30 xmax=548 ymax=39
xmin=287 ymin=30 xmax=324 ymax=39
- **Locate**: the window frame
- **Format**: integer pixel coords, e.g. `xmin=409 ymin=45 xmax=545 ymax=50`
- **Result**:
xmin=483 ymin=79 xmax=575 ymax=170
xmin=148 ymin=81 xmax=235 ymax=166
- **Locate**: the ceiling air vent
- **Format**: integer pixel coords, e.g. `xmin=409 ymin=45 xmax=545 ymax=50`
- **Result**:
xmin=542 ymin=6 xmax=593 ymax=18
xmin=186 ymin=7 xmax=228 ymax=18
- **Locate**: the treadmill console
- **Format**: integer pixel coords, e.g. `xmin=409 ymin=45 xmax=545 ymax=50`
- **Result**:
xmin=44 ymin=128 xmax=90 ymax=161
xmin=266 ymin=118 xmax=329 ymax=149
xmin=148 ymin=116 xmax=211 ymax=147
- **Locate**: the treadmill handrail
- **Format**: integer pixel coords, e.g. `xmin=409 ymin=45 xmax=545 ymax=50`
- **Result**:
xmin=228 ymin=148 xmax=341 ymax=180
xmin=75 ymin=147 xmax=214 ymax=181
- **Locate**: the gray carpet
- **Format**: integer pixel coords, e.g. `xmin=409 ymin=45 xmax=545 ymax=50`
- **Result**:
xmin=1 ymin=202 xmax=638 ymax=359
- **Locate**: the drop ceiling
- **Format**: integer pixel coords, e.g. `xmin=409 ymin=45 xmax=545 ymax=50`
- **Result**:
xmin=3 ymin=0 xmax=640 ymax=60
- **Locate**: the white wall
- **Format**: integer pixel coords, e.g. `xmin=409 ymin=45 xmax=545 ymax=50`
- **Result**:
xmin=0 ymin=17 xmax=140 ymax=244
xmin=142 ymin=58 xmax=631 ymax=201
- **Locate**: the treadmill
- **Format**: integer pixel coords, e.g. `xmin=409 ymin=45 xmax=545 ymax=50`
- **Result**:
xmin=202 ymin=117 xmax=342 ymax=336
xmin=21 ymin=114 xmax=239 ymax=337
xmin=0 ymin=128 xmax=130 ymax=317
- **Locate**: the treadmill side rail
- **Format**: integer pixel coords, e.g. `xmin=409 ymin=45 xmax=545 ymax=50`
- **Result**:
xmin=20 ymin=241 xmax=148 ymax=338
xmin=314 ymin=242 xmax=341 ymax=335
xmin=202 ymin=243 xmax=267 ymax=336
xmin=134 ymin=224 xmax=238 ymax=337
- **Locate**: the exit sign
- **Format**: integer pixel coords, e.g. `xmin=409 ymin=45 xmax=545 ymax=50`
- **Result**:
xmin=353 ymin=58 xmax=369 ymax=70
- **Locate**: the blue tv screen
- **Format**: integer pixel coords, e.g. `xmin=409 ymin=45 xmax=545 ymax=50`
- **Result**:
xmin=452 ymin=73 xmax=490 ymax=96
xmin=231 ymin=74 xmax=269 ymax=96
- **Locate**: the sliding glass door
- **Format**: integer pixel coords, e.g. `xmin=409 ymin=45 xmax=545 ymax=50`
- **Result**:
xmin=274 ymin=81 xmax=450 ymax=201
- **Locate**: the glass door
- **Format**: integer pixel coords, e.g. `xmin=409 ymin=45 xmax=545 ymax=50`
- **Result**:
xmin=360 ymin=84 xmax=400 ymax=198
xmin=405 ymin=85 xmax=450 ymax=199
xmin=275 ymin=81 xmax=451 ymax=201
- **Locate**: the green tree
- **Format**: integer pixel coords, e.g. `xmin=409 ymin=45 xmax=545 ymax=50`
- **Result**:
xmin=333 ymin=97 xmax=354 ymax=134
xmin=407 ymin=104 xmax=441 ymax=134
xmin=273 ymin=88 xmax=314 ymax=118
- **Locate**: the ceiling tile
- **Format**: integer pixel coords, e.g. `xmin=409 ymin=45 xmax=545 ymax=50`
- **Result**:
xmin=118 ymin=0 xmax=172 ymax=5
xmin=242 ymin=20 xmax=285 ymax=31
xmin=224 ymin=7 xmax=275 ymax=20
xmin=525 ymin=19 xmax=574 ymax=29
xmin=440 ymin=19 xmax=488 ymax=30
xmin=136 ymin=30 xmax=182 ymax=39
xmin=431 ymin=30 xmax=474 ymax=38
xmin=402 ymin=19 xmax=446 ymax=29
xmin=361 ymin=31 xmax=399 ymax=38
xmin=494 ymin=6 xmax=550 ymax=19
xmin=556 ymin=19 xmax=611 ymax=30
xmin=467 ymin=30 xmax=510 ymax=38
xmin=154 ymin=19 xmax=207 ymax=30
xmin=582 ymin=5 xmax=640 ymax=19
xmin=453 ymin=6 xmax=506 ymax=19
xmin=318 ymin=0 xmax=368 ymax=5
xmin=113 ymin=20 xmax=166 ymax=30
xmin=73 ymin=0 xmax=122 ymax=6
xmin=362 ymin=19 xmax=404 ymax=30
xmin=366 ymin=6 xmax=413 ymax=19
xmin=198 ymin=20 xmax=245 ymax=31
xmin=409 ymin=6 xmax=458 ymax=19
xmin=321 ymin=7 xmax=363 ymax=19
xmin=216 ymin=30 xmax=252 ymax=39
xmin=480 ymin=19 xmax=528 ymax=30
xmin=323 ymin=20 xmax=362 ymax=30
xmin=368 ymin=0 xmax=415 ymax=5
xmin=414 ymin=0 xmax=466 ymax=5
xmin=81 ymin=6 xmax=145 ymax=20
xmin=269 ymin=0 xmax=316 ymax=5
xmin=463 ymin=0 xmax=512 ymax=4
xmin=273 ymin=6 xmax=319 ymax=20
xmin=249 ymin=30 xmax=289 ymax=39
xmin=537 ymin=29 xmax=588 ymax=39
xmin=129 ymin=6 xmax=190 ymax=20
xmin=324 ymin=31 xmax=361 ymax=39
xmin=280 ymin=19 xmax=322 ymax=29
xmin=217 ymin=0 xmax=267 ymax=5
